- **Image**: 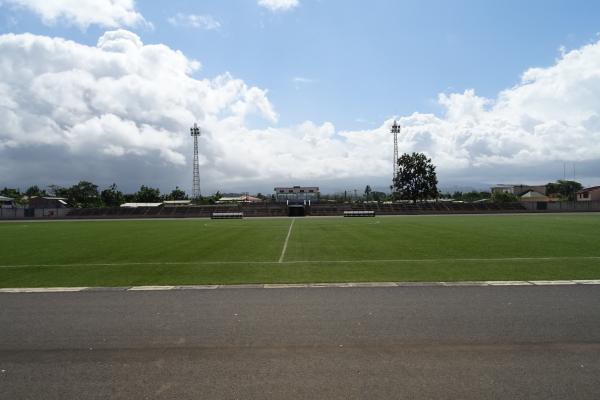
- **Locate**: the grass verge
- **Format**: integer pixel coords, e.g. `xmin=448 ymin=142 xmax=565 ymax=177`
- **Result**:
xmin=1 ymin=259 xmax=600 ymax=287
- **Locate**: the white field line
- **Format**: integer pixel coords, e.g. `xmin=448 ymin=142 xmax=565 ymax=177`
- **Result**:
xmin=0 ymin=287 xmax=88 ymax=293
xmin=2 ymin=255 xmax=600 ymax=269
xmin=279 ymin=218 xmax=296 ymax=263
xmin=128 ymin=285 xmax=175 ymax=291
xmin=3 ymin=280 xmax=600 ymax=293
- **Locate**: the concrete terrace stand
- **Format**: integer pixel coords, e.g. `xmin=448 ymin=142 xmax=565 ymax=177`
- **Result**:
xmin=344 ymin=210 xmax=376 ymax=217
xmin=10 ymin=201 xmax=600 ymax=220
xmin=211 ymin=212 xmax=244 ymax=219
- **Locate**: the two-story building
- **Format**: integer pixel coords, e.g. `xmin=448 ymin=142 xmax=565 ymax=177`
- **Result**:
xmin=491 ymin=184 xmax=547 ymax=196
xmin=274 ymin=186 xmax=319 ymax=203
xmin=576 ymin=186 xmax=600 ymax=202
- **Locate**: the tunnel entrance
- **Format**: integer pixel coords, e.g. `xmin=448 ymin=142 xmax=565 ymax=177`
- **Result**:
xmin=288 ymin=205 xmax=306 ymax=217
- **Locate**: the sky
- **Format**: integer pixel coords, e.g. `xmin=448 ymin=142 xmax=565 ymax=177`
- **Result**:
xmin=1 ymin=0 xmax=600 ymax=194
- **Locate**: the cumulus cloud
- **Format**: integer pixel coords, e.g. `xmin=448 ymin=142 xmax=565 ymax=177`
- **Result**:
xmin=3 ymin=0 xmax=148 ymax=29
xmin=0 ymin=30 xmax=277 ymax=189
xmin=258 ymin=0 xmax=299 ymax=12
xmin=1 ymin=29 xmax=600 ymax=193
xmin=167 ymin=13 xmax=221 ymax=30
xmin=400 ymin=39 xmax=600 ymax=173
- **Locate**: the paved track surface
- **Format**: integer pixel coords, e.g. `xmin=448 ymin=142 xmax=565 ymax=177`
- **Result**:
xmin=1 ymin=286 xmax=599 ymax=399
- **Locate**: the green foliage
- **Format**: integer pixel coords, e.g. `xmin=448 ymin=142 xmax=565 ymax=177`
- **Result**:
xmin=0 ymin=187 xmax=21 ymax=199
xmin=546 ymin=180 xmax=583 ymax=201
xmin=25 ymin=185 xmax=45 ymax=197
xmin=449 ymin=191 xmax=491 ymax=202
xmin=47 ymin=181 xmax=101 ymax=208
xmin=393 ymin=152 xmax=438 ymax=202
xmin=166 ymin=186 xmax=187 ymax=201
xmin=68 ymin=181 xmax=102 ymax=208
xmin=100 ymin=183 xmax=124 ymax=207
xmin=491 ymin=191 xmax=519 ymax=203
xmin=371 ymin=191 xmax=387 ymax=202
xmin=364 ymin=185 xmax=372 ymax=200
xmin=135 ymin=185 xmax=161 ymax=202
xmin=47 ymin=184 xmax=67 ymax=198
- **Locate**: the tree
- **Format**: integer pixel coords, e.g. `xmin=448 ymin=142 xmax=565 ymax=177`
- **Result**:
xmin=166 ymin=187 xmax=187 ymax=201
xmin=123 ymin=193 xmax=136 ymax=202
xmin=451 ymin=191 xmax=491 ymax=202
xmin=101 ymin=183 xmax=124 ymax=207
xmin=47 ymin=185 xmax=65 ymax=197
xmin=66 ymin=181 xmax=101 ymax=208
xmin=364 ymin=185 xmax=372 ymax=201
xmin=135 ymin=185 xmax=161 ymax=202
xmin=0 ymin=187 xmax=21 ymax=199
xmin=546 ymin=180 xmax=583 ymax=201
xmin=25 ymin=185 xmax=45 ymax=197
xmin=491 ymin=191 xmax=518 ymax=203
xmin=393 ymin=152 xmax=439 ymax=203
xmin=371 ymin=191 xmax=387 ymax=202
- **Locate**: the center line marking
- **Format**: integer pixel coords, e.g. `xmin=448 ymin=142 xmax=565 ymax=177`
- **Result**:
xmin=279 ymin=218 xmax=296 ymax=263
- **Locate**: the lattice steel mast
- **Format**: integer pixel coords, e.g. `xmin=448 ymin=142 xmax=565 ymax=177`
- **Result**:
xmin=391 ymin=120 xmax=401 ymax=186
xmin=190 ymin=123 xmax=201 ymax=199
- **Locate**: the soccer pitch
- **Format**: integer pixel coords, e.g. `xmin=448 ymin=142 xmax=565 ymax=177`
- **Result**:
xmin=1 ymin=214 xmax=600 ymax=287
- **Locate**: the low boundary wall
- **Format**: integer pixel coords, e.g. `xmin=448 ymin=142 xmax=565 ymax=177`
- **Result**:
xmin=0 ymin=208 xmax=70 ymax=219
xmin=2 ymin=201 xmax=600 ymax=220
xmin=520 ymin=201 xmax=600 ymax=212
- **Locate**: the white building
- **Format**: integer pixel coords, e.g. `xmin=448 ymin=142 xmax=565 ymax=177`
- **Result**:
xmin=274 ymin=186 xmax=319 ymax=203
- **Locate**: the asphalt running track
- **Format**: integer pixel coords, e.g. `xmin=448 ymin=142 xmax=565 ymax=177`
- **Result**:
xmin=1 ymin=285 xmax=599 ymax=399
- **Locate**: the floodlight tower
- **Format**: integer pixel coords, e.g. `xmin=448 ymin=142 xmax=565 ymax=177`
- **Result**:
xmin=391 ymin=120 xmax=401 ymax=186
xmin=190 ymin=123 xmax=201 ymax=199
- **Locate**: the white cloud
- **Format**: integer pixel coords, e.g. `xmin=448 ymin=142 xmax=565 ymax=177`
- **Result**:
xmin=292 ymin=76 xmax=314 ymax=89
xmin=3 ymin=0 xmax=148 ymax=29
xmin=292 ymin=77 xmax=313 ymax=83
xmin=167 ymin=13 xmax=221 ymax=30
xmin=258 ymin=0 xmax=299 ymax=12
xmin=0 ymin=30 xmax=277 ymax=188
xmin=2 ymin=30 xmax=600 ymax=193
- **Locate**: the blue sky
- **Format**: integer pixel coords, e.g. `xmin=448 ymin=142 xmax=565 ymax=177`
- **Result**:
xmin=1 ymin=1 xmax=600 ymax=193
xmin=5 ymin=0 xmax=600 ymax=130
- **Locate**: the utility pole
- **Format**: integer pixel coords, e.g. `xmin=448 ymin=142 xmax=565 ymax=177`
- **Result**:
xmin=190 ymin=123 xmax=201 ymax=199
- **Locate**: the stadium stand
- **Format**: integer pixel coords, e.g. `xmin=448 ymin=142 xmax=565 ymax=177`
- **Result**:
xmin=309 ymin=204 xmax=351 ymax=216
xmin=64 ymin=202 xmax=527 ymax=219
xmin=344 ymin=210 xmax=376 ymax=217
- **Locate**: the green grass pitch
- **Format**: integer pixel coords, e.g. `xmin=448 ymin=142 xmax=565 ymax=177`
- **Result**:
xmin=1 ymin=214 xmax=600 ymax=287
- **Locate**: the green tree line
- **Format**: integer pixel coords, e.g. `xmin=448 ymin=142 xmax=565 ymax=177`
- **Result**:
xmin=1 ymin=182 xmax=192 ymax=208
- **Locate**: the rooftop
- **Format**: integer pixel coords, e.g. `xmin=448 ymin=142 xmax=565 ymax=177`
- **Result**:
xmin=120 ymin=203 xmax=162 ymax=208
xmin=576 ymin=186 xmax=600 ymax=194
xmin=520 ymin=191 xmax=547 ymax=198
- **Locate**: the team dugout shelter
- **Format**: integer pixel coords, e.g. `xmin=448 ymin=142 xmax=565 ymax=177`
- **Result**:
xmin=274 ymin=186 xmax=320 ymax=204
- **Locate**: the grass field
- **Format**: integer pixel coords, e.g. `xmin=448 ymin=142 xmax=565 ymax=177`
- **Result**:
xmin=1 ymin=214 xmax=600 ymax=287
